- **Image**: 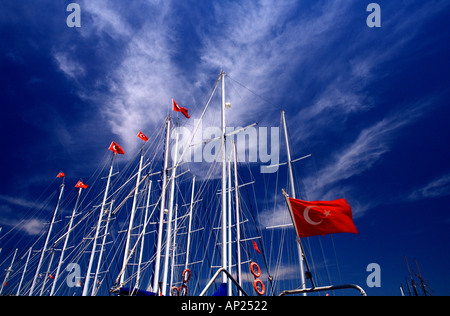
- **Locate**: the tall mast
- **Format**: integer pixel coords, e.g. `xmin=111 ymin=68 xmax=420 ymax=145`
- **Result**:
xmin=162 ymin=125 xmax=180 ymax=295
xmin=17 ymin=247 xmax=32 ymax=296
xmin=136 ymin=179 xmax=152 ymax=288
xmin=82 ymin=153 xmax=115 ymax=296
xmin=91 ymin=199 xmax=114 ymax=296
xmin=120 ymin=147 xmax=144 ymax=286
xmin=220 ymin=71 xmax=228 ymax=285
xmin=39 ymin=249 xmax=55 ymax=296
xmin=153 ymin=116 xmax=171 ymax=292
xmin=405 ymin=256 xmax=418 ymax=296
xmin=415 ymin=258 xmax=428 ymax=296
xmin=227 ymin=156 xmax=233 ymax=296
xmin=0 ymin=248 xmax=18 ymax=295
xmin=51 ymin=186 xmax=84 ymax=296
xmin=281 ymin=110 xmax=307 ymax=295
xmin=169 ymin=203 xmax=178 ymax=291
xmin=184 ymin=176 xmax=196 ymax=270
xmin=30 ymin=178 xmax=65 ymax=296
xmin=233 ymin=141 xmax=243 ymax=295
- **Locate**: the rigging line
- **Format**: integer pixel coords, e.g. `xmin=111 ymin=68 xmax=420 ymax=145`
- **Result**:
xmin=330 ymin=235 xmax=343 ymax=285
xmin=226 ymin=75 xmax=283 ymax=112
xmin=318 ymin=237 xmax=333 ymax=295
xmin=237 ymin=160 xmax=275 ymax=295
xmin=174 ymin=73 xmax=222 ymax=168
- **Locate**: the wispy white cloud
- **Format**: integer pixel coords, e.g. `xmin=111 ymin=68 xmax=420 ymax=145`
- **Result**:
xmin=198 ymin=0 xmax=354 ymax=124
xmin=0 ymin=195 xmax=48 ymax=236
xmin=302 ymin=97 xmax=437 ymax=215
xmin=0 ymin=216 xmax=46 ymax=237
xmin=407 ymin=173 xmax=450 ymax=201
xmin=51 ymin=0 xmax=183 ymax=154
xmin=0 ymin=195 xmax=43 ymax=210
xmin=53 ymin=51 xmax=86 ymax=80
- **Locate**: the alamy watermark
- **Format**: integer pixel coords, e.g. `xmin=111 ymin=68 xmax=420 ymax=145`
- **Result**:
xmin=172 ymin=120 xmax=280 ymax=174
xmin=66 ymin=263 xmax=82 ymax=288
xmin=66 ymin=3 xmax=81 ymax=28
xmin=366 ymin=3 xmax=381 ymax=28
xmin=366 ymin=263 xmax=381 ymax=288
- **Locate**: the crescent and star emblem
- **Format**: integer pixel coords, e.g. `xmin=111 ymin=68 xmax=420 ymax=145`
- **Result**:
xmin=303 ymin=206 xmax=331 ymax=226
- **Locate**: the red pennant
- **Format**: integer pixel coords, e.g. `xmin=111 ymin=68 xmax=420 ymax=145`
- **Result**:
xmin=137 ymin=131 xmax=149 ymax=142
xmin=109 ymin=141 xmax=125 ymax=155
xmin=253 ymin=241 xmax=261 ymax=254
xmin=75 ymin=181 xmax=89 ymax=189
xmin=172 ymin=99 xmax=190 ymax=119
xmin=57 ymin=172 xmax=65 ymax=178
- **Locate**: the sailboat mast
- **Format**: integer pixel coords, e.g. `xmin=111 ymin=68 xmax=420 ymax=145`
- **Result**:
xmin=0 ymin=248 xmax=18 ymax=295
xmin=233 ymin=141 xmax=243 ymax=295
xmin=136 ymin=179 xmax=152 ymax=288
xmin=82 ymin=153 xmax=115 ymax=296
xmin=281 ymin=110 xmax=307 ymax=295
xmin=30 ymin=179 xmax=65 ymax=296
xmin=227 ymin=157 xmax=233 ymax=296
xmin=50 ymin=186 xmax=83 ymax=296
xmin=91 ymin=199 xmax=114 ymax=296
xmin=120 ymin=147 xmax=144 ymax=286
xmin=184 ymin=176 xmax=196 ymax=270
xmin=153 ymin=116 xmax=171 ymax=293
xmin=169 ymin=203 xmax=178 ymax=291
xmin=162 ymin=126 xmax=180 ymax=295
xmin=17 ymin=247 xmax=32 ymax=296
xmin=220 ymin=71 xmax=228 ymax=285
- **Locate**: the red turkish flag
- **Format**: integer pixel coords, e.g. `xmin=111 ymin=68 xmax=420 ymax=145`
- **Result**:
xmin=288 ymin=198 xmax=358 ymax=238
xmin=109 ymin=141 xmax=125 ymax=155
xmin=172 ymin=99 xmax=190 ymax=119
xmin=137 ymin=131 xmax=149 ymax=142
xmin=57 ymin=172 xmax=65 ymax=178
xmin=75 ymin=181 xmax=89 ymax=189
xmin=253 ymin=240 xmax=261 ymax=254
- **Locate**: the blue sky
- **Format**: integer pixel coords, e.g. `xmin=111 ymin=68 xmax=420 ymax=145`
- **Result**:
xmin=1 ymin=0 xmax=450 ymax=296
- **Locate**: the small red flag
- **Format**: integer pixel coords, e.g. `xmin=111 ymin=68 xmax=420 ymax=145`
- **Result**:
xmin=49 ymin=274 xmax=54 ymax=280
xmin=75 ymin=181 xmax=88 ymax=189
xmin=57 ymin=172 xmax=65 ymax=178
xmin=109 ymin=141 xmax=125 ymax=155
xmin=288 ymin=198 xmax=358 ymax=238
xmin=137 ymin=131 xmax=149 ymax=142
xmin=172 ymin=99 xmax=190 ymax=119
xmin=253 ymin=241 xmax=261 ymax=254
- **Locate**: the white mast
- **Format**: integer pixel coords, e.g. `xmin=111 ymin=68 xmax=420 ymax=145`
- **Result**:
xmin=30 ymin=179 xmax=65 ymax=296
xmin=17 ymin=247 xmax=32 ymax=296
xmin=82 ymin=153 xmax=115 ymax=296
xmin=0 ymin=248 xmax=18 ymax=295
xmin=50 ymin=185 xmax=84 ymax=296
xmin=184 ymin=176 xmax=196 ymax=270
xmin=162 ymin=125 xmax=179 ymax=295
xmin=227 ymin=157 xmax=233 ymax=296
xmin=220 ymin=71 xmax=228 ymax=285
xmin=136 ymin=179 xmax=152 ymax=288
xmin=281 ymin=110 xmax=306 ymax=295
xmin=169 ymin=203 xmax=178 ymax=291
xmin=153 ymin=116 xmax=171 ymax=293
xmin=39 ymin=249 xmax=55 ymax=296
xmin=233 ymin=141 xmax=243 ymax=295
xmin=91 ymin=199 xmax=114 ymax=296
xmin=120 ymin=147 xmax=144 ymax=286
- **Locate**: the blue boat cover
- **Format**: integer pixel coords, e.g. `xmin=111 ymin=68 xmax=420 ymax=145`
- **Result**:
xmin=119 ymin=287 xmax=157 ymax=296
xmin=212 ymin=283 xmax=227 ymax=296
